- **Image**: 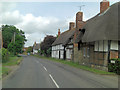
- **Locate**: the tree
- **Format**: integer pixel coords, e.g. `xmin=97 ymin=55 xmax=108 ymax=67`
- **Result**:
xmin=27 ymin=46 xmax=33 ymax=53
xmin=40 ymin=35 xmax=56 ymax=56
xmin=2 ymin=25 xmax=27 ymax=55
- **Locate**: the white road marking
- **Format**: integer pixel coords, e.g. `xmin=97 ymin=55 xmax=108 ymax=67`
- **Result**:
xmin=49 ymin=74 xmax=59 ymax=88
xmin=43 ymin=66 xmax=47 ymax=71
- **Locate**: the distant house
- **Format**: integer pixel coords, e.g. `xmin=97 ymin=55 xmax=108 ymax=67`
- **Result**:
xmin=33 ymin=42 xmax=40 ymax=54
xmin=52 ymin=22 xmax=75 ymax=60
xmin=74 ymin=0 xmax=120 ymax=71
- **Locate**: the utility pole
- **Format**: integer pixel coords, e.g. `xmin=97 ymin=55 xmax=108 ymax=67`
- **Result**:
xmin=78 ymin=5 xmax=85 ymax=11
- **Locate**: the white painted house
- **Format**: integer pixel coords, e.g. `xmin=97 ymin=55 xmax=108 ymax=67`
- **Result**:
xmin=33 ymin=41 xmax=40 ymax=54
xmin=52 ymin=22 xmax=75 ymax=60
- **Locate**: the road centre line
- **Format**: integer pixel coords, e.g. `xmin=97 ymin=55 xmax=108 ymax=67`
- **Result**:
xmin=49 ymin=74 xmax=59 ymax=88
xmin=43 ymin=66 xmax=47 ymax=71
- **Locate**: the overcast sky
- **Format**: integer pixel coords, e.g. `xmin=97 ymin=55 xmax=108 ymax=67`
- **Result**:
xmin=0 ymin=0 xmax=119 ymax=47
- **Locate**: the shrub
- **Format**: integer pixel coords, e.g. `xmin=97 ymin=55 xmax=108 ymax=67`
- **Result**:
xmin=1 ymin=48 xmax=10 ymax=63
xmin=108 ymin=59 xmax=120 ymax=75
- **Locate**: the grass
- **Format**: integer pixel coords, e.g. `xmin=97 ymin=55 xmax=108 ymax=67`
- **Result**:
xmin=3 ymin=56 xmax=23 ymax=66
xmin=2 ymin=56 xmax=23 ymax=77
xmin=33 ymin=55 xmax=115 ymax=75
xmin=2 ymin=67 xmax=10 ymax=76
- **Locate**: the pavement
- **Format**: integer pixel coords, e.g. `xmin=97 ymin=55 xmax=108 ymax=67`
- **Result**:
xmin=2 ymin=56 xmax=119 ymax=88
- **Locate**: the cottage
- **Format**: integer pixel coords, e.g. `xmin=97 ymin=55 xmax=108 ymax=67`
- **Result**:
xmin=52 ymin=22 xmax=75 ymax=60
xmin=33 ymin=41 xmax=40 ymax=54
xmin=74 ymin=0 xmax=120 ymax=71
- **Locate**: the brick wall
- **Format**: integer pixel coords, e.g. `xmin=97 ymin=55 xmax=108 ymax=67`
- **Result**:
xmin=73 ymin=43 xmax=108 ymax=71
xmin=110 ymin=51 xmax=118 ymax=59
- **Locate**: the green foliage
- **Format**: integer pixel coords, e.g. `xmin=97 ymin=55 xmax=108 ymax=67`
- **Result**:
xmin=108 ymin=59 xmax=120 ymax=75
xmin=8 ymin=42 xmax=15 ymax=55
xmin=40 ymin=35 xmax=56 ymax=56
xmin=1 ymin=48 xmax=10 ymax=63
xmin=2 ymin=25 xmax=27 ymax=55
xmin=27 ymin=46 xmax=33 ymax=53
xmin=47 ymin=48 xmax=51 ymax=57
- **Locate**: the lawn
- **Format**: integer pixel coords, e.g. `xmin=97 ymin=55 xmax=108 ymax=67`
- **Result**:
xmin=33 ymin=55 xmax=116 ymax=75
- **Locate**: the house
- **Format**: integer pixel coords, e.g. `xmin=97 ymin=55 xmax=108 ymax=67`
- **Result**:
xmin=33 ymin=41 xmax=40 ymax=54
xmin=52 ymin=22 xmax=75 ymax=60
xmin=74 ymin=0 xmax=120 ymax=71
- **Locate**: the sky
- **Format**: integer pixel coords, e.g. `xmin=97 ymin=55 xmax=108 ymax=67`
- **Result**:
xmin=0 ymin=0 xmax=119 ymax=47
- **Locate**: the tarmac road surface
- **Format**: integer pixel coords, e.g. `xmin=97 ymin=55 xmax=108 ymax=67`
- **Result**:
xmin=3 ymin=56 xmax=118 ymax=88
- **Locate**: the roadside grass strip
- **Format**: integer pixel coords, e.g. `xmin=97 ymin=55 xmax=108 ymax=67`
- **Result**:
xmin=2 ymin=67 xmax=10 ymax=76
xmin=33 ymin=55 xmax=115 ymax=75
xmin=3 ymin=56 xmax=23 ymax=66
xmin=2 ymin=56 xmax=23 ymax=77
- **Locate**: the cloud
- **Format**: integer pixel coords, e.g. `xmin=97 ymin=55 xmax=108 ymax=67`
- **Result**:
xmin=1 ymin=7 xmax=70 ymax=47
xmin=15 ymin=13 xmax=68 ymax=35
xmin=2 ymin=10 xmax=23 ymax=25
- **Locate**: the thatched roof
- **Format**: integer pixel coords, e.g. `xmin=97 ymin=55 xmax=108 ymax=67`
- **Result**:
xmin=52 ymin=28 xmax=75 ymax=46
xmin=82 ymin=2 xmax=120 ymax=42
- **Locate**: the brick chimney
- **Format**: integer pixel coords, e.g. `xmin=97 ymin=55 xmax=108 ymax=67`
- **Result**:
xmin=76 ymin=12 xmax=84 ymax=30
xmin=58 ymin=29 xmax=60 ymax=37
xmin=69 ymin=22 xmax=75 ymax=30
xmin=100 ymin=0 xmax=110 ymax=14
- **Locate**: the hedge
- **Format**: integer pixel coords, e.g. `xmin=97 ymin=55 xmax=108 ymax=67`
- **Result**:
xmin=108 ymin=59 xmax=120 ymax=74
xmin=0 ymin=48 xmax=10 ymax=63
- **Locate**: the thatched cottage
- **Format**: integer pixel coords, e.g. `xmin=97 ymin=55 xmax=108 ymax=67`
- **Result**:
xmin=74 ymin=0 xmax=120 ymax=71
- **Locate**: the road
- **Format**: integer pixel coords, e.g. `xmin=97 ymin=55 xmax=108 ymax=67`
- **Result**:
xmin=3 ymin=56 xmax=118 ymax=88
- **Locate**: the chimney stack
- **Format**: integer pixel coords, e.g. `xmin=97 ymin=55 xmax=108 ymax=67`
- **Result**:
xmin=76 ymin=12 xmax=84 ymax=30
xmin=34 ymin=41 xmax=36 ymax=46
xmin=69 ymin=22 xmax=75 ymax=30
xmin=58 ymin=29 xmax=60 ymax=37
xmin=100 ymin=0 xmax=109 ymax=14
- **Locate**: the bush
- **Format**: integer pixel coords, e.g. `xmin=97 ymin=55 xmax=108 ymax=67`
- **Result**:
xmin=108 ymin=59 xmax=120 ymax=75
xmin=1 ymin=48 xmax=10 ymax=63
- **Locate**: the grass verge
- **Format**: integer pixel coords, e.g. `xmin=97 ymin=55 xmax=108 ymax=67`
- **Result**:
xmin=3 ymin=56 xmax=23 ymax=66
xmin=33 ymin=55 xmax=115 ymax=75
xmin=2 ymin=56 xmax=23 ymax=77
